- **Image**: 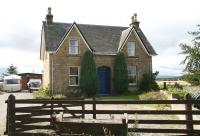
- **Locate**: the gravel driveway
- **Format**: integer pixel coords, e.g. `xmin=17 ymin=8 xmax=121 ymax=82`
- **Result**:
xmin=0 ymin=91 xmax=33 ymax=135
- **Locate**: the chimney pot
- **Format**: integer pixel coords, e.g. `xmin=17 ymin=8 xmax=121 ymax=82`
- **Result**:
xmin=46 ymin=7 xmax=53 ymax=25
xmin=130 ymin=13 xmax=140 ymax=29
xmin=48 ymin=7 xmax=52 ymax=15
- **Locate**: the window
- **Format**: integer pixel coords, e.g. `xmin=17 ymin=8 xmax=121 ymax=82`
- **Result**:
xmin=5 ymin=79 xmax=20 ymax=84
xmin=128 ymin=66 xmax=137 ymax=85
xmin=69 ymin=67 xmax=79 ymax=86
xmin=127 ymin=42 xmax=135 ymax=56
xmin=69 ymin=39 xmax=78 ymax=54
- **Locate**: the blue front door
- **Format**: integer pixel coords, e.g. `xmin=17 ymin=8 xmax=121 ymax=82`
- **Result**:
xmin=98 ymin=67 xmax=111 ymax=94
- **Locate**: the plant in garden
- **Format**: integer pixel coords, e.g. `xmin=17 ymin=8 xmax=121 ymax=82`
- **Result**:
xmin=167 ymin=87 xmax=188 ymax=100
xmin=139 ymin=71 xmax=159 ymax=91
xmin=113 ymin=52 xmax=128 ymax=94
xmin=33 ymin=86 xmax=51 ymax=99
xmin=80 ymin=51 xmax=98 ymax=97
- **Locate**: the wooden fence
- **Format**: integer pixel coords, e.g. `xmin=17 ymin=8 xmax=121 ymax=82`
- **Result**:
xmin=4 ymin=94 xmax=200 ymax=136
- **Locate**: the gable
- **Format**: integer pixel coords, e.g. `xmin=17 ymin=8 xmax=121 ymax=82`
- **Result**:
xmin=120 ymin=29 xmax=149 ymax=57
xmin=56 ymin=23 xmax=92 ymax=53
xmin=55 ymin=23 xmax=91 ymax=56
xmin=118 ymin=26 xmax=157 ymax=56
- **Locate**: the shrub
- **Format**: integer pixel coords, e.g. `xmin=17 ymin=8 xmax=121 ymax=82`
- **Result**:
xmin=80 ymin=51 xmax=98 ymax=97
xmin=139 ymin=71 xmax=159 ymax=92
xmin=33 ymin=86 xmax=51 ymax=99
xmin=113 ymin=52 xmax=128 ymax=94
xmin=60 ymin=80 xmax=82 ymax=97
xmin=167 ymin=87 xmax=188 ymax=100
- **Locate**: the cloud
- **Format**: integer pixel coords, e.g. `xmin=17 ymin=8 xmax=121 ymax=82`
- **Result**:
xmin=0 ymin=0 xmax=199 ymax=76
xmin=0 ymin=48 xmax=42 ymax=74
xmin=0 ymin=23 xmax=40 ymax=53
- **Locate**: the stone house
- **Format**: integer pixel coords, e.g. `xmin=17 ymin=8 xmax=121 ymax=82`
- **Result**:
xmin=40 ymin=8 xmax=157 ymax=95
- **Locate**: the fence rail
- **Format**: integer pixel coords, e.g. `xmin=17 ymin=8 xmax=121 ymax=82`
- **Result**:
xmin=5 ymin=94 xmax=200 ymax=136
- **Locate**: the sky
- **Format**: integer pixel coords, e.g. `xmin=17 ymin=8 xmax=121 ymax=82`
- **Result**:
xmin=0 ymin=0 xmax=199 ymax=76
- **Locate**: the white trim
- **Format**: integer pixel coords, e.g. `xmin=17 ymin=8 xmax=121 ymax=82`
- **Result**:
xmin=40 ymin=27 xmax=46 ymax=60
xmin=133 ymin=28 xmax=150 ymax=56
xmin=56 ymin=23 xmax=92 ymax=54
xmin=68 ymin=66 xmax=80 ymax=86
xmin=119 ymin=26 xmax=150 ymax=56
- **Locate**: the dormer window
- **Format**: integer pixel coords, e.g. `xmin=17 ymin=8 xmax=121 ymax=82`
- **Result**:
xmin=127 ymin=42 xmax=135 ymax=56
xmin=69 ymin=39 xmax=78 ymax=54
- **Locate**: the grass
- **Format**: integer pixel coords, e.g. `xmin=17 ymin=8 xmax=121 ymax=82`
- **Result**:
xmin=97 ymin=93 xmax=139 ymax=100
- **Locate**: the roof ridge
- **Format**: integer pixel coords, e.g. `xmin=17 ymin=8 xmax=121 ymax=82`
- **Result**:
xmin=76 ymin=23 xmax=128 ymax=28
xmin=43 ymin=21 xmax=128 ymax=28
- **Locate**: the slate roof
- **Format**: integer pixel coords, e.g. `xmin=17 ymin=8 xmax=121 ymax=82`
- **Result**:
xmin=42 ymin=21 xmax=157 ymax=55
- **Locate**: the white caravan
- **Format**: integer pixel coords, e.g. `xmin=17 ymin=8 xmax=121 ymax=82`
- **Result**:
xmin=3 ymin=75 xmax=21 ymax=92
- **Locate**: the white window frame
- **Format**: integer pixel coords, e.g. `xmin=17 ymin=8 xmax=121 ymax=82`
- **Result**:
xmin=128 ymin=66 xmax=137 ymax=85
xmin=69 ymin=66 xmax=80 ymax=86
xmin=69 ymin=39 xmax=79 ymax=54
xmin=127 ymin=42 xmax=136 ymax=56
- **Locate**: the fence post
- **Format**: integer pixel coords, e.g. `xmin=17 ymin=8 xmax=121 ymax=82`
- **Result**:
xmin=93 ymin=97 xmax=96 ymax=119
xmin=184 ymin=93 xmax=193 ymax=134
xmin=81 ymin=97 xmax=85 ymax=119
xmin=4 ymin=100 xmax=8 ymax=135
xmin=163 ymin=82 xmax=167 ymax=90
xmin=7 ymin=94 xmax=15 ymax=136
xmin=50 ymin=97 xmax=54 ymax=125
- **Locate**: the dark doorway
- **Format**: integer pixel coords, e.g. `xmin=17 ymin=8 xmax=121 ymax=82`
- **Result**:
xmin=97 ymin=66 xmax=111 ymax=94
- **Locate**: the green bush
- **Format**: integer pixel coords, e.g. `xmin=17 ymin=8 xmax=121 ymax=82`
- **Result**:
xmin=167 ymin=87 xmax=188 ymax=100
xmin=139 ymin=71 xmax=159 ymax=92
xmin=33 ymin=86 xmax=51 ymax=99
xmin=80 ymin=51 xmax=98 ymax=97
xmin=113 ymin=52 xmax=128 ymax=94
xmin=33 ymin=86 xmax=67 ymax=99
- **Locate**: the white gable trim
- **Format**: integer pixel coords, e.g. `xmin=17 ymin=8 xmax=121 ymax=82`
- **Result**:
xmin=55 ymin=22 xmax=92 ymax=53
xmin=40 ymin=26 xmax=46 ymax=60
xmin=118 ymin=26 xmax=150 ymax=56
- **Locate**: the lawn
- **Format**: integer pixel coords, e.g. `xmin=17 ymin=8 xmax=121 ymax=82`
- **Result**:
xmin=97 ymin=93 xmax=139 ymax=100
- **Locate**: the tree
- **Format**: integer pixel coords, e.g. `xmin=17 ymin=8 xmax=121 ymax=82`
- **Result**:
xmin=113 ymin=52 xmax=128 ymax=94
xmin=2 ymin=64 xmax=18 ymax=77
xmin=180 ymin=25 xmax=200 ymax=85
xmin=80 ymin=51 xmax=98 ymax=97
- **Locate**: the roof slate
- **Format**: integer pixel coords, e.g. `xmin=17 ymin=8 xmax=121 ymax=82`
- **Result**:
xmin=42 ymin=21 xmax=157 ymax=55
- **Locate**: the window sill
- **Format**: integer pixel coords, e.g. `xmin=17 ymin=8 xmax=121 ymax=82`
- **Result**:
xmin=129 ymin=83 xmax=137 ymax=86
xmin=69 ymin=85 xmax=79 ymax=87
xmin=68 ymin=54 xmax=79 ymax=55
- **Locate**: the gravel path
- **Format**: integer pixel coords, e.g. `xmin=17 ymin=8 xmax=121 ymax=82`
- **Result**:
xmin=0 ymin=91 xmax=33 ymax=135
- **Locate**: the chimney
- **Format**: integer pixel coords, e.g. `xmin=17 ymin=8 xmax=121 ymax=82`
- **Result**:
xmin=46 ymin=7 xmax=53 ymax=25
xmin=130 ymin=13 xmax=140 ymax=29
